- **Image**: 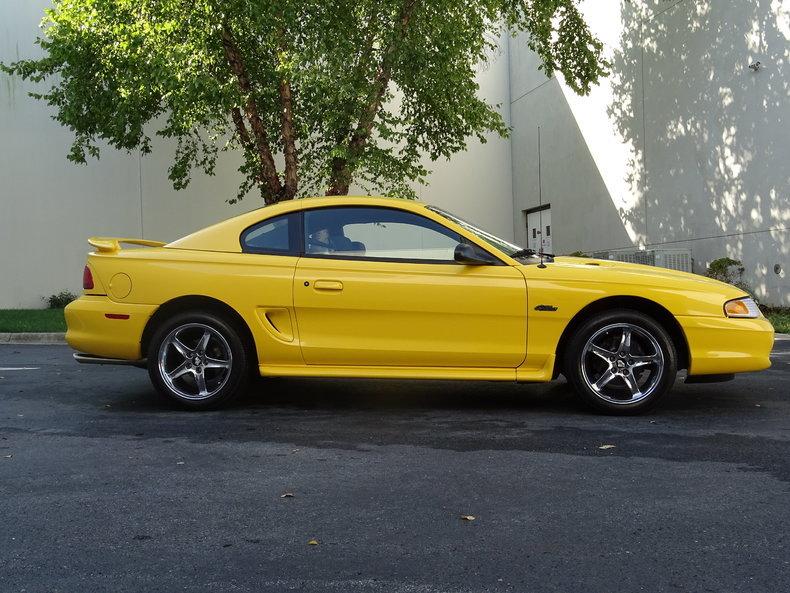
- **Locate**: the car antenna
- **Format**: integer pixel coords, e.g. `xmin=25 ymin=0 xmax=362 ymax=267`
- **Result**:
xmin=537 ymin=249 xmax=547 ymax=269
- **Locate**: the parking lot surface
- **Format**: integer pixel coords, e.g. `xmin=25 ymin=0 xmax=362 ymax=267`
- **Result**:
xmin=1 ymin=340 xmax=789 ymax=593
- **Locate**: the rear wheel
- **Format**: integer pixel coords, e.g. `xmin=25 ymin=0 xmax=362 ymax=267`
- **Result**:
xmin=147 ymin=311 xmax=250 ymax=409
xmin=564 ymin=310 xmax=677 ymax=414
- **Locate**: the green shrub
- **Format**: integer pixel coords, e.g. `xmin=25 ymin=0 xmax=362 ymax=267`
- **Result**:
xmin=566 ymin=250 xmax=591 ymax=258
xmin=706 ymin=257 xmax=743 ymax=281
xmin=761 ymin=307 xmax=790 ymax=333
xmin=706 ymin=257 xmax=756 ymax=301
xmin=44 ymin=291 xmax=77 ymax=309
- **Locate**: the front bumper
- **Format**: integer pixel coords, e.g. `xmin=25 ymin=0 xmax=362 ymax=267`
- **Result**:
xmin=679 ymin=315 xmax=774 ymax=376
xmin=65 ymin=296 xmax=157 ymax=360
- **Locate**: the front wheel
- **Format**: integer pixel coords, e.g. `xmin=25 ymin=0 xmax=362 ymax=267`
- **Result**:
xmin=564 ymin=310 xmax=677 ymax=415
xmin=147 ymin=311 xmax=250 ymax=409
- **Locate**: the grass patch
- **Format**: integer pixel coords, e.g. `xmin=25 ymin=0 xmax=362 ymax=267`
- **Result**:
xmin=762 ymin=307 xmax=790 ymax=334
xmin=0 ymin=309 xmax=67 ymax=333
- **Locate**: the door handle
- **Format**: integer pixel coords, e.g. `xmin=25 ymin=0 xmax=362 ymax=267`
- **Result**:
xmin=313 ymin=280 xmax=344 ymax=291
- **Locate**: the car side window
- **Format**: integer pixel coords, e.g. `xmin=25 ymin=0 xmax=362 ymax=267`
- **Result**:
xmin=241 ymin=213 xmax=297 ymax=254
xmin=303 ymin=206 xmax=465 ymax=262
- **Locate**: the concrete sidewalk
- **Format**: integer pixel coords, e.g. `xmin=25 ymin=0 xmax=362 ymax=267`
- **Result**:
xmin=0 ymin=332 xmax=66 ymax=344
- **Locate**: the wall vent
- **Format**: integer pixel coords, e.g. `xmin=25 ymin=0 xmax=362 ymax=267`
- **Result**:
xmin=592 ymin=248 xmax=693 ymax=273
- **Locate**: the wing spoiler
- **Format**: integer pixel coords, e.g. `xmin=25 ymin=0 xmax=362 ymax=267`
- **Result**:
xmin=88 ymin=237 xmax=167 ymax=254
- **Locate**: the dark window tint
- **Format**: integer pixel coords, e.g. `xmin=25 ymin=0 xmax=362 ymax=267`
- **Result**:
xmin=241 ymin=213 xmax=296 ymax=254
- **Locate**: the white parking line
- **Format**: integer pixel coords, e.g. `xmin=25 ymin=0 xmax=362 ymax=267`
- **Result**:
xmin=0 ymin=367 xmax=40 ymax=371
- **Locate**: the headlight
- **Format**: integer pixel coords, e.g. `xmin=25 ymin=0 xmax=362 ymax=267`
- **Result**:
xmin=724 ymin=297 xmax=760 ymax=318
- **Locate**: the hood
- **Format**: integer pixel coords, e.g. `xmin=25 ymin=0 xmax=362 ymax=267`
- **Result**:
xmin=535 ymin=256 xmax=745 ymax=296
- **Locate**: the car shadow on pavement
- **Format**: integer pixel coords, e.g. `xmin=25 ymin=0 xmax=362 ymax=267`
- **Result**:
xmin=90 ymin=374 xmax=790 ymax=482
xmin=105 ymin=375 xmax=590 ymax=414
xmin=107 ymin=372 xmax=772 ymax=418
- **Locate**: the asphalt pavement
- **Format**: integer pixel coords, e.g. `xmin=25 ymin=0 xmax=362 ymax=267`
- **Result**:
xmin=1 ymin=340 xmax=789 ymax=593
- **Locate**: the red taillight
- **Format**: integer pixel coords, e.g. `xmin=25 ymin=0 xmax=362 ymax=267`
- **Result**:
xmin=83 ymin=265 xmax=94 ymax=290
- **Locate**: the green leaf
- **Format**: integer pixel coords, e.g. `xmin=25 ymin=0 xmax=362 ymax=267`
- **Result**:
xmin=2 ymin=0 xmax=607 ymax=202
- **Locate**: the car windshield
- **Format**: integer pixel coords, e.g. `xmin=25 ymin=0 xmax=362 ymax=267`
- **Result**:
xmin=427 ymin=206 xmax=530 ymax=258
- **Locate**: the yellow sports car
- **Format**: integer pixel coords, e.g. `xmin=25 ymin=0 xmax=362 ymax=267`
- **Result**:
xmin=65 ymin=196 xmax=773 ymax=414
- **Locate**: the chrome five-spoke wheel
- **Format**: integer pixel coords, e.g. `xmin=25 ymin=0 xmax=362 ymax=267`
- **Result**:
xmin=146 ymin=311 xmax=254 ymax=410
xmin=157 ymin=323 xmax=233 ymax=401
xmin=148 ymin=311 xmax=250 ymax=409
xmin=565 ymin=310 xmax=677 ymax=414
xmin=580 ymin=323 xmax=664 ymax=404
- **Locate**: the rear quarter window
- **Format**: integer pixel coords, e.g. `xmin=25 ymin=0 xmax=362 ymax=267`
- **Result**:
xmin=241 ymin=213 xmax=298 ymax=254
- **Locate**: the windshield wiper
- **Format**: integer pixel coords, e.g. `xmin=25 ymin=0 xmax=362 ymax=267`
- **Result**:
xmin=509 ymin=248 xmax=537 ymax=258
xmin=510 ymin=248 xmax=556 ymax=258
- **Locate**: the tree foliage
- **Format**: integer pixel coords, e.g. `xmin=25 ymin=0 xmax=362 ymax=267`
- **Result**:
xmin=3 ymin=0 xmax=608 ymax=203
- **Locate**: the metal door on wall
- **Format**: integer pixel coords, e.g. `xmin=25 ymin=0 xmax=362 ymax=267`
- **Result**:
xmin=527 ymin=207 xmax=552 ymax=253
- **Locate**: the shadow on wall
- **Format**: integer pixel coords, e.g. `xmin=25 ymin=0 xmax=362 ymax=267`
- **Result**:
xmin=607 ymin=0 xmax=789 ymax=303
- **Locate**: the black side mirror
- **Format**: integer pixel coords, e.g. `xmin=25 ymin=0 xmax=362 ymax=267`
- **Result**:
xmin=454 ymin=242 xmax=495 ymax=265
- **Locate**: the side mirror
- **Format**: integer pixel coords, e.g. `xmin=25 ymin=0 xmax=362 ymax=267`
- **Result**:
xmin=454 ymin=242 xmax=495 ymax=265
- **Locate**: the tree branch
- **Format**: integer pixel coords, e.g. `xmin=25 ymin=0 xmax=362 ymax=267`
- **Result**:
xmin=277 ymin=34 xmax=298 ymax=201
xmin=221 ymin=25 xmax=282 ymax=203
xmin=327 ymin=0 xmax=419 ymax=195
xmin=231 ymin=107 xmax=252 ymax=148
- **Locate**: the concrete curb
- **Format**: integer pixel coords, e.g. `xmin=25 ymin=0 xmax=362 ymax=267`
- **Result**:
xmin=0 ymin=333 xmax=66 ymax=345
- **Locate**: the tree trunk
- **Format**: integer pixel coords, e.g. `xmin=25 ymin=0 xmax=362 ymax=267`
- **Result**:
xmin=325 ymin=0 xmax=419 ymax=196
xmin=326 ymin=157 xmax=352 ymax=195
xmin=277 ymin=50 xmax=298 ymax=200
xmin=221 ymin=26 xmax=282 ymax=204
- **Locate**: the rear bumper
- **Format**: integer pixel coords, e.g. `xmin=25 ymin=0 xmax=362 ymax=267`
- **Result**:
xmin=679 ymin=315 xmax=774 ymax=376
xmin=65 ymin=296 xmax=156 ymax=360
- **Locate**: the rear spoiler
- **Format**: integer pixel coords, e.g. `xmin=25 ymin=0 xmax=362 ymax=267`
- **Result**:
xmin=88 ymin=237 xmax=167 ymax=254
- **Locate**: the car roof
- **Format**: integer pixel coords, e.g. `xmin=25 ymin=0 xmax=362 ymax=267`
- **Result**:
xmin=167 ymin=196 xmax=432 ymax=252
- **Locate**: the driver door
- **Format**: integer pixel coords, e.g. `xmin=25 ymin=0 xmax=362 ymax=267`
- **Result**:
xmin=293 ymin=206 xmax=526 ymax=368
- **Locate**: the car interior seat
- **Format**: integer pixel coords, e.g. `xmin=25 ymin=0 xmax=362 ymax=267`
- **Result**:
xmin=329 ymin=235 xmax=353 ymax=252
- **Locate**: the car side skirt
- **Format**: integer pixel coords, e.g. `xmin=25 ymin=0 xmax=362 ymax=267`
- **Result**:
xmin=259 ymin=364 xmax=522 ymax=382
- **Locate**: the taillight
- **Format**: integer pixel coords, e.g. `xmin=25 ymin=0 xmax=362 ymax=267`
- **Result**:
xmin=83 ymin=265 xmax=94 ymax=290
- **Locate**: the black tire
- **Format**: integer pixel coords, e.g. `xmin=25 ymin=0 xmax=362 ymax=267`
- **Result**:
xmin=564 ymin=309 xmax=677 ymax=415
xmin=147 ymin=310 xmax=250 ymax=409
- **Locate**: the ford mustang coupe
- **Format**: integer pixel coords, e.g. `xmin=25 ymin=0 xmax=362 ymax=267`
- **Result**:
xmin=65 ymin=196 xmax=773 ymax=414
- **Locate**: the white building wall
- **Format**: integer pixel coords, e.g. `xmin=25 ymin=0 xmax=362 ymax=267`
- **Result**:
xmin=0 ymin=1 xmax=252 ymax=308
xmin=3 ymin=0 xmax=787 ymax=307
xmin=510 ymin=0 xmax=789 ymax=305
xmin=0 ymin=2 xmax=514 ymax=307
xmin=356 ymin=29 xmax=515 ymax=241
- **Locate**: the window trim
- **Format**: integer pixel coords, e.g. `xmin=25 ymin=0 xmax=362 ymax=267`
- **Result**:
xmin=299 ymin=205 xmax=505 ymax=266
xmin=301 ymin=252 xmax=467 ymax=265
xmin=239 ymin=212 xmax=302 ymax=256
